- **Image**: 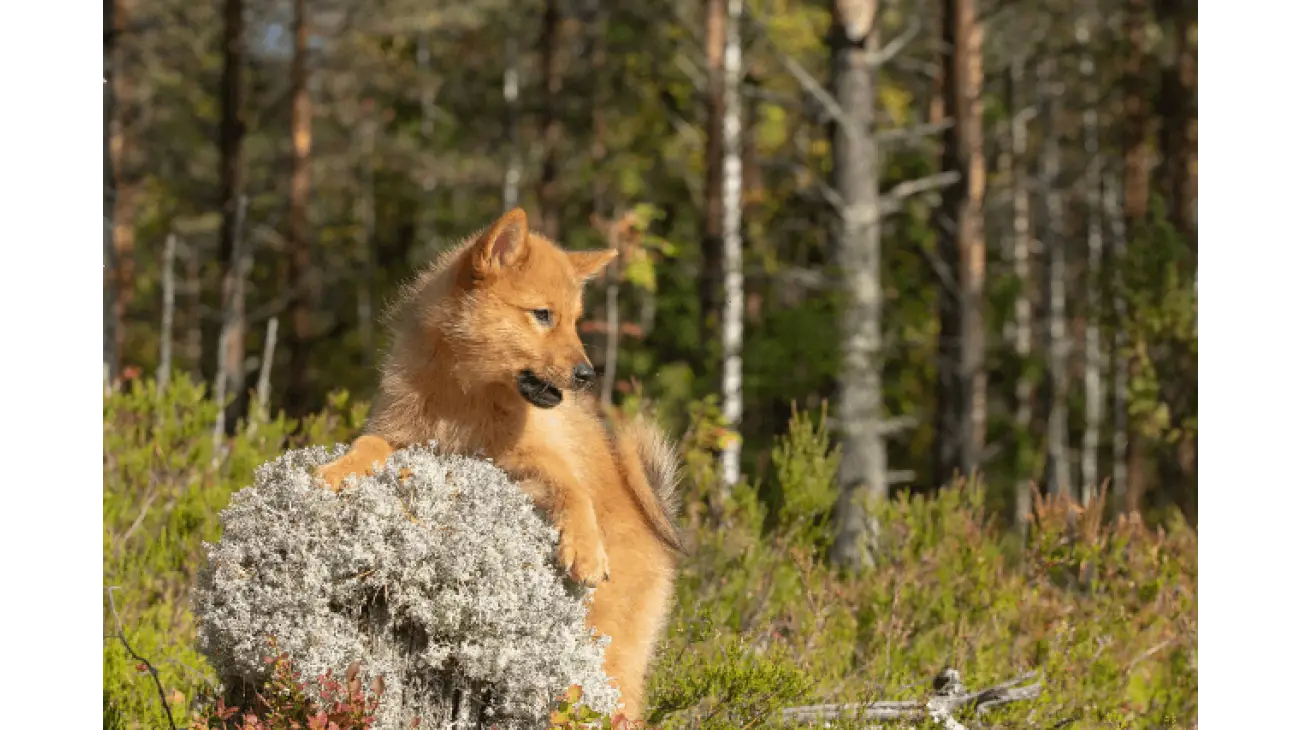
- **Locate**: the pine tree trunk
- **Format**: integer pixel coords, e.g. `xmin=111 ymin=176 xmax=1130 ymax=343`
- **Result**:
xmin=717 ymin=0 xmax=745 ymax=493
xmin=700 ymin=0 xmax=726 ymax=347
xmin=932 ymin=0 xmax=986 ymax=486
xmin=1037 ymin=56 xmax=1072 ymax=500
xmin=1121 ymin=0 xmax=1152 ymax=515
xmin=1157 ymin=0 xmax=1197 ymax=241
xmin=286 ymin=0 xmax=314 ymax=417
xmin=217 ymin=0 xmax=249 ymax=427
xmin=1077 ymin=4 xmax=1105 ymax=505
xmin=828 ymin=0 xmax=885 ymax=572
xmin=111 ymin=0 xmax=136 ymax=371
xmin=103 ymin=0 xmax=118 ymax=389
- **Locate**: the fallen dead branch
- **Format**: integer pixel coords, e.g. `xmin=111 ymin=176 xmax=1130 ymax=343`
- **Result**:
xmin=781 ymin=668 xmax=1043 ymax=728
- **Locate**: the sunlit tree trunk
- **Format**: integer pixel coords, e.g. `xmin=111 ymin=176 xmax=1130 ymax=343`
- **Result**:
xmin=717 ymin=0 xmax=745 ymax=493
xmin=286 ymin=0 xmax=314 ymax=416
xmin=932 ymin=0 xmax=986 ymax=486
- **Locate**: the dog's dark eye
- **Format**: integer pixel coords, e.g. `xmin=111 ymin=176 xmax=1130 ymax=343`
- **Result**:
xmin=531 ymin=308 xmax=553 ymax=326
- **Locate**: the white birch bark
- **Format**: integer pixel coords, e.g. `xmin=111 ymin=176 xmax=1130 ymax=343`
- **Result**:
xmin=1037 ymin=57 xmax=1072 ymax=500
xmin=718 ymin=0 xmax=745 ymax=492
xmin=1077 ymin=7 xmax=1105 ymax=506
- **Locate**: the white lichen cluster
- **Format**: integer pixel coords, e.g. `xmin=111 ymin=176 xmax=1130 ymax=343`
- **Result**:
xmin=193 ymin=444 xmax=619 ymax=729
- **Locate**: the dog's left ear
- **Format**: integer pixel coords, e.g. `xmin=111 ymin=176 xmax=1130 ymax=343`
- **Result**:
xmin=568 ymin=249 xmax=618 ymax=282
xmin=471 ymin=208 xmax=531 ymax=277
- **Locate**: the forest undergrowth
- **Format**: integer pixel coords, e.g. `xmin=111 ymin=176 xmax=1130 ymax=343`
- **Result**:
xmin=103 ymin=377 xmax=1196 ymax=729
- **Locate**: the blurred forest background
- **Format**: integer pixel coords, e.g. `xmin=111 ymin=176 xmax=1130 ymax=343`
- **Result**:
xmin=103 ymin=0 xmax=1196 ymax=725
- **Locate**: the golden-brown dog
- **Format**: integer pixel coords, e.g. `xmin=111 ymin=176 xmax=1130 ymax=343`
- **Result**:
xmin=314 ymin=208 xmax=681 ymax=719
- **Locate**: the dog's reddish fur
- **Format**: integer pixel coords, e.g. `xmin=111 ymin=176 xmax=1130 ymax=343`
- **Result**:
xmin=314 ymin=209 xmax=681 ymax=719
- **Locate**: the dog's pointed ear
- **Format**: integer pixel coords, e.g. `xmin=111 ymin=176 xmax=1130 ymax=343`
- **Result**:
xmin=569 ymin=249 xmax=618 ymax=282
xmin=471 ymin=208 xmax=531 ymax=277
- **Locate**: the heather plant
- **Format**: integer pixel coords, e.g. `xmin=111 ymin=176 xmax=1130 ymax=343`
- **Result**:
xmin=643 ymin=401 xmax=1197 ymax=728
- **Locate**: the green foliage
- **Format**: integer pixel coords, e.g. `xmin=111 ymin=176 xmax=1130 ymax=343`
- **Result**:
xmin=103 ymin=375 xmax=367 ymax=729
xmin=644 ymin=403 xmax=1197 ymax=728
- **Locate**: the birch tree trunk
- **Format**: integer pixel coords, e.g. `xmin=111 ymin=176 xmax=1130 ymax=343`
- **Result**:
xmin=286 ymin=0 xmax=314 ymax=416
xmin=1009 ymin=56 xmax=1034 ymax=533
xmin=828 ymin=0 xmax=885 ymax=572
xmin=1104 ymin=168 xmax=1128 ymax=513
xmin=502 ymin=35 xmax=521 ymax=211
xmin=1037 ymin=56 xmax=1071 ymax=500
xmin=1077 ymin=4 xmax=1105 ymax=505
xmin=932 ymin=0 xmax=986 ymax=486
xmin=717 ymin=0 xmax=745 ymax=493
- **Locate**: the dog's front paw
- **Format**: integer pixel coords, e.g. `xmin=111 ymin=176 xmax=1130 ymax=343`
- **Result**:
xmin=556 ymin=515 xmax=610 ymax=587
xmin=314 ymin=459 xmax=361 ymax=492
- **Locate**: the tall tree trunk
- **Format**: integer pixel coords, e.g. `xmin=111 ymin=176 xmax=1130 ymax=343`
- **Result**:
xmin=717 ymin=0 xmax=745 ymax=493
xmin=416 ymin=33 xmax=440 ymax=257
xmin=587 ymin=2 xmax=620 ymax=409
xmin=1156 ymin=0 xmax=1197 ymax=241
xmin=538 ymin=0 xmax=565 ymax=239
xmin=700 ymin=0 xmax=726 ymax=347
xmin=1077 ymin=2 xmax=1105 ymax=505
xmin=1037 ymin=56 xmax=1072 ymax=500
xmin=502 ymin=35 xmax=521 ymax=211
xmin=828 ymin=0 xmax=885 ymax=572
xmin=104 ymin=0 xmax=118 ymax=389
xmin=1008 ymin=56 xmax=1034 ymax=533
xmin=932 ymin=0 xmax=986 ymax=486
xmin=217 ymin=0 xmax=248 ymax=427
xmin=356 ymin=105 xmax=377 ymax=364
xmin=1121 ymin=0 xmax=1152 ymax=515
xmin=1105 ymin=168 xmax=1128 ymax=514
xmin=286 ymin=0 xmax=314 ymax=417
xmin=111 ymin=0 xmax=136 ymax=372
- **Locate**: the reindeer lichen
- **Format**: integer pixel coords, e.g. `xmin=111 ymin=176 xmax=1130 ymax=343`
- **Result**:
xmin=193 ymin=444 xmax=619 ymax=729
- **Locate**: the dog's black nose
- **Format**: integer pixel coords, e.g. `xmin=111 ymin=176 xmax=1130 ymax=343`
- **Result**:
xmin=573 ymin=362 xmax=595 ymax=386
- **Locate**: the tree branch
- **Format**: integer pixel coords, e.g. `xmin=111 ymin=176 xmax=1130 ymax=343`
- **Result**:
xmin=780 ymin=668 xmax=1042 ymax=725
xmin=105 ymin=586 xmax=178 ymax=730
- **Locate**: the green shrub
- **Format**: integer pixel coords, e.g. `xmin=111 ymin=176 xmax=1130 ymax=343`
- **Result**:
xmin=103 ymin=375 xmax=366 ymax=729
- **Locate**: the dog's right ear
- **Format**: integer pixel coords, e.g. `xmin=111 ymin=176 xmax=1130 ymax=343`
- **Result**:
xmin=470 ymin=208 xmax=531 ymax=277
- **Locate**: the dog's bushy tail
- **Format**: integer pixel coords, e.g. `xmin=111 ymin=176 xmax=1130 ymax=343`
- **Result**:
xmin=611 ymin=415 xmax=684 ymax=554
